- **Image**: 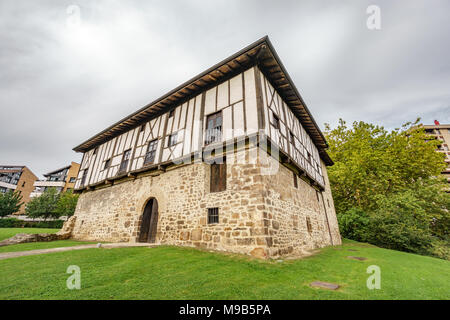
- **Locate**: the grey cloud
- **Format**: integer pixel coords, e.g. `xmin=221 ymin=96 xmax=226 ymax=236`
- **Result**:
xmin=0 ymin=0 xmax=449 ymax=178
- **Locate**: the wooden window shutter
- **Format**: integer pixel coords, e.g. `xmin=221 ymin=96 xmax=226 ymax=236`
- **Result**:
xmin=210 ymin=163 xmax=226 ymax=193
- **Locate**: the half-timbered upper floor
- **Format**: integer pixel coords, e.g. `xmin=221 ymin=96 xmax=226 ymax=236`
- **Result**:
xmin=73 ymin=37 xmax=333 ymax=191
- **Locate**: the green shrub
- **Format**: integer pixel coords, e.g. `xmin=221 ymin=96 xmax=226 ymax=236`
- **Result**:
xmin=337 ymin=208 xmax=370 ymax=242
xmin=0 ymin=218 xmax=63 ymax=229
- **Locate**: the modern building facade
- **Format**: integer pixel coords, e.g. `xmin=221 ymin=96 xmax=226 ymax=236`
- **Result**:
xmin=67 ymin=37 xmax=342 ymax=259
xmin=31 ymin=162 xmax=80 ymax=197
xmin=423 ymin=121 xmax=450 ymax=185
xmin=0 ymin=166 xmax=38 ymax=214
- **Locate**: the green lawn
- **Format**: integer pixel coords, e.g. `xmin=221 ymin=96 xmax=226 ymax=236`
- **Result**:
xmin=0 ymin=228 xmax=59 ymax=241
xmin=0 ymin=239 xmax=448 ymax=300
xmin=0 ymin=228 xmax=95 ymax=253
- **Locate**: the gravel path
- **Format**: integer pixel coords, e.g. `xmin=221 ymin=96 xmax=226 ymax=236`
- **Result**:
xmin=0 ymin=243 xmax=156 ymax=260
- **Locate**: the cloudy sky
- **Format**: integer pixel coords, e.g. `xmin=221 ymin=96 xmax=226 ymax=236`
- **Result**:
xmin=1 ymin=0 xmax=449 ymax=178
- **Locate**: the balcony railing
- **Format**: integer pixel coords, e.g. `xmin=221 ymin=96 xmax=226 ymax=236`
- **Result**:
xmin=33 ymin=180 xmax=65 ymax=188
xmin=205 ymin=127 xmax=222 ymax=146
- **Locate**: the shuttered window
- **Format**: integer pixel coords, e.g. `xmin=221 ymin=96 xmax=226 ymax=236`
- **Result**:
xmin=293 ymin=172 xmax=298 ymax=188
xmin=272 ymin=112 xmax=280 ymax=130
xmin=104 ymin=159 xmax=111 ymax=170
xmin=205 ymin=111 xmax=223 ymax=145
xmin=210 ymin=163 xmax=226 ymax=192
xmin=80 ymin=170 xmax=88 ymax=187
xmin=208 ymin=208 xmax=219 ymax=224
xmin=168 ymin=133 xmax=177 ymax=147
xmin=144 ymin=140 xmax=158 ymax=165
xmin=306 ymin=217 xmax=312 ymax=233
xmin=119 ymin=149 xmax=132 ymax=173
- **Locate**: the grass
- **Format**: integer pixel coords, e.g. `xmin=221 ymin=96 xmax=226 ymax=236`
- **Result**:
xmin=0 ymin=228 xmax=59 ymax=241
xmin=0 ymin=228 xmax=95 ymax=253
xmin=0 ymin=238 xmax=448 ymax=300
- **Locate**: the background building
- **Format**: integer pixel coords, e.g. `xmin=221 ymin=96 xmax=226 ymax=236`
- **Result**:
xmin=423 ymin=120 xmax=450 ymax=185
xmin=0 ymin=165 xmax=38 ymax=214
xmin=31 ymin=162 xmax=80 ymax=197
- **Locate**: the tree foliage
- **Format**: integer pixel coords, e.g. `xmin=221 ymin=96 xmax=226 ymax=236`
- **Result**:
xmin=325 ymin=119 xmax=449 ymax=259
xmin=0 ymin=191 xmax=23 ymax=217
xmin=25 ymin=188 xmax=79 ymax=220
xmin=54 ymin=190 xmax=79 ymax=217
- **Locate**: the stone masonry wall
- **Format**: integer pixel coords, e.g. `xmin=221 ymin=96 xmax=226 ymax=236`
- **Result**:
xmin=71 ymin=148 xmax=270 ymax=258
xmin=259 ymin=153 xmax=342 ymax=258
xmin=70 ymin=147 xmax=341 ymax=259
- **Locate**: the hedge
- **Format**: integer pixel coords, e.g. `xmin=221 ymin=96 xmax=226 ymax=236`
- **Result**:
xmin=0 ymin=218 xmax=64 ymax=229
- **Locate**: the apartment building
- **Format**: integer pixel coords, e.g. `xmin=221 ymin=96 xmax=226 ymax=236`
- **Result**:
xmin=0 ymin=165 xmax=38 ymax=214
xmin=423 ymin=120 xmax=450 ymax=185
xmin=31 ymin=162 xmax=80 ymax=197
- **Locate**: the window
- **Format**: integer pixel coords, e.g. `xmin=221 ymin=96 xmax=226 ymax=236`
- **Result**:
xmin=81 ymin=170 xmax=88 ymax=186
xmin=144 ymin=140 xmax=158 ymax=164
xmin=290 ymin=131 xmax=295 ymax=145
xmin=293 ymin=172 xmax=298 ymax=188
xmin=169 ymin=109 xmax=175 ymax=118
xmin=119 ymin=149 xmax=132 ymax=173
xmin=272 ymin=112 xmax=280 ymax=130
xmin=316 ymin=191 xmax=320 ymax=202
xmin=22 ymin=181 xmax=26 ymax=187
xmin=168 ymin=133 xmax=177 ymax=147
xmin=306 ymin=217 xmax=312 ymax=233
xmin=307 ymin=151 xmax=312 ymax=163
xmin=210 ymin=162 xmax=226 ymax=192
xmin=69 ymin=177 xmax=76 ymax=183
xmin=205 ymin=112 xmax=223 ymax=145
xmin=104 ymin=159 xmax=111 ymax=170
xmin=208 ymin=208 xmax=219 ymax=224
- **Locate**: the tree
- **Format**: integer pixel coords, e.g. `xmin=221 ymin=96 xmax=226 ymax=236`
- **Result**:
xmin=25 ymin=188 xmax=60 ymax=220
xmin=54 ymin=190 xmax=79 ymax=217
xmin=324 ymin=118 xmax=446 ymax=213
xmin=0 ymin=191 xmax=23 ymax=217
xmin=325 ymin=119 xmax=450 ymax=259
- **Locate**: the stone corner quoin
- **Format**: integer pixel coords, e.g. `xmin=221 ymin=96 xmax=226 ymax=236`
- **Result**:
xmin=65 ymin=37 xmax=342 ymax=259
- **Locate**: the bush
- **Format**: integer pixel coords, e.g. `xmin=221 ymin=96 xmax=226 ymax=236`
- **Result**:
xmin=0 ymin=218 xmax=64 ymax=229
xmin=337 ymin=208 xmax=370 ymax=242
xmin=25 ymin=188 xmax=79 ymax=220
xmin=0 ymin=191 xmax=23 ymax=217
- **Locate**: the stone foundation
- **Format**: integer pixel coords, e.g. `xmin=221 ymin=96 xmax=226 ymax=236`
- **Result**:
xmin=68 ymin=148 xmax=341 ymax=259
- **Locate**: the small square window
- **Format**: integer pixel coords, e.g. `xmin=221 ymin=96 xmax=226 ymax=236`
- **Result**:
xmin=69 ymin=177 xmax=76 ymax=183
xmin=208 ymin=208 xmax=219 ymax=224
xmin=168 ymin=133 xmax=177 ymax=147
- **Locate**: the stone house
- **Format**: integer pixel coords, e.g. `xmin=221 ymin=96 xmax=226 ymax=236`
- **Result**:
xmin=68 ymin=36 xmax=342 ymax=259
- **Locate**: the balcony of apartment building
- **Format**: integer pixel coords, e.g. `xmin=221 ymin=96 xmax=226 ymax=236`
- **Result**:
xmin=0 ymin=171 xmax=21 ymax=193
xmin=31 ymin=175 xmax=67 ymax=198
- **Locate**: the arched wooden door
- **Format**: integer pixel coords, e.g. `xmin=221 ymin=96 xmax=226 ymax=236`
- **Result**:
xmin=138 ymin=198 xmax=158 ymax=243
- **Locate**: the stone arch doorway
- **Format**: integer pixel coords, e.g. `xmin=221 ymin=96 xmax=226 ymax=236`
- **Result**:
xmin=138 ymin=198 xmax=159 ymax=243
